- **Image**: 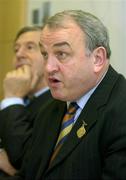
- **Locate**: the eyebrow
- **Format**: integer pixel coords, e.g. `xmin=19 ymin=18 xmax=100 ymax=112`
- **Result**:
xmin=14 ymin=41 xmax=37 ymax=47
xmin=39 ymin=41 xmax=71 ymax=49
xmin=53 ymin=42 xmax=70 ymax=48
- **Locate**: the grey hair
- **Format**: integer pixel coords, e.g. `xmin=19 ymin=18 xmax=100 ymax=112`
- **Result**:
xmin=43 ymin=10 xmax=111 ymax=59
xmin=14 ymin=25 xmax=42 ymax=42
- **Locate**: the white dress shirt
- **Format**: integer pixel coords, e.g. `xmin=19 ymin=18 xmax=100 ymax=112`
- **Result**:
xmin=0 ymin=87 xmax=49 ymax=110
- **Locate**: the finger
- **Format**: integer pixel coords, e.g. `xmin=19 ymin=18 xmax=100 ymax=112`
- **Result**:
xmin=5 ymin=71 xmax=16 ymax=78
xmin=16 ymin=65 xmax=31 ymax=77
xmin=23 ymin=64 xmax=31 ymax=74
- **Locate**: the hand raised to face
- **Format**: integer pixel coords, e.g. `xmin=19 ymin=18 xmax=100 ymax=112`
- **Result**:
xmin=3 ymin=65 xmax=33 ymax=98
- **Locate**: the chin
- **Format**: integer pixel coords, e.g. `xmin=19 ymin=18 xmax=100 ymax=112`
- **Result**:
xmin=51 ymin=92 xmax=66 ymax=101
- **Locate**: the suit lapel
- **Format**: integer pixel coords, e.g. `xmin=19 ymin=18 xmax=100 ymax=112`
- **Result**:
xmin=36 ymin=101 xmax=67 ymax=178
xmin=46 ymin=101 xmax=67 ymax=154
xmin=47 ymin=66 xmax=119 ymax=171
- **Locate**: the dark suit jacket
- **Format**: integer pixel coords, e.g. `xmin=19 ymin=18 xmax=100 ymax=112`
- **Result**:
xmin=0 ymin=89 xmax=53 ymax=169
xmin=2 ymin=66 xmax=126 ymax=180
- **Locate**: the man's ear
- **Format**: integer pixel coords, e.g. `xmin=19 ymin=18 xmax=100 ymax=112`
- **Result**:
xmin=93 ymin=47 xmax=107 ymax=73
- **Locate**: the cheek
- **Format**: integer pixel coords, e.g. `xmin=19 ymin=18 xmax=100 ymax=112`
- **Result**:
xmin=38 ymin=62 xmax=45 ymax=76
xmin=32 ymin=55 xmax=44 ymax=70
xmin=67 ymin=61 xmax=88 ymax=83
xmin=63 ymin=65 xmax=80 ymax=85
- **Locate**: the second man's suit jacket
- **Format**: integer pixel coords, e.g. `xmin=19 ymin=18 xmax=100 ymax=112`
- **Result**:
xmin=0 ymin=89 xmax=53 ymax=169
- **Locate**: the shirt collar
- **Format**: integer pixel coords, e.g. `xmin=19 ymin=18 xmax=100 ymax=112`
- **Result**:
xmin=34 ymin=87 xmax=49 ymax=97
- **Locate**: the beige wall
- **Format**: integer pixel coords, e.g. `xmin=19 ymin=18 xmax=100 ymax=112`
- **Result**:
xmin=0 ymin=0 xmax=27 ymax=99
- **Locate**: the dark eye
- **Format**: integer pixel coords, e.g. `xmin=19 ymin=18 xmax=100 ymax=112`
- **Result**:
xmin=56 ymin=51 xmax=68 ymax=60
xmin=14 ymin=45 xmax=20 ymax=53
xmin=41 ymin=51 xmax=48 ymax=60
xmin=14 ymin=48 xmax=19 ymax=53
xmin=27 ymin=44 xmax=34 ymax=50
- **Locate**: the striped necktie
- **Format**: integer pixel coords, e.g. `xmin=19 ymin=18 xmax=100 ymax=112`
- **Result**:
xmin=50 ymin=102 xmax=79 ymax=164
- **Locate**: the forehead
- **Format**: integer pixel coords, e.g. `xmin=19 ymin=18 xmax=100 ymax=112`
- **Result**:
xmin=40 ymin=22 xmax=84 ymax=48
xmin=15 ymin=31 xmax=41 ymax=45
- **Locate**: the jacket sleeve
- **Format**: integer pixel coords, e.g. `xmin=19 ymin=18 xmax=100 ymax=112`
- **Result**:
xmin=0 ymin=105 xmax=32 ymax=169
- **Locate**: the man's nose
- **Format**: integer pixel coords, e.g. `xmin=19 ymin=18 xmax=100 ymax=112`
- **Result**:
xmin=45 ymin=57 xmax=59 ymax=73
xmin=15 ymin=47 xmax=26 ymax=58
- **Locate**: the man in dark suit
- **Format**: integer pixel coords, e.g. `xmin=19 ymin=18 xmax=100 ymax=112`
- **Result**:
xmin=1 ymin=10 xmax=126 ymax=180
xmin=0 ymin=26 xmax=52 ymax=175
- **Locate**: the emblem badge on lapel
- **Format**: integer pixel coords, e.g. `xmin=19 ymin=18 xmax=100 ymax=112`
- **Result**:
xmin=77 ymin=120 xmax=87 ymax=138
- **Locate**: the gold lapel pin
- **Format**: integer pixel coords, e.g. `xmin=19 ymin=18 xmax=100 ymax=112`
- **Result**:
xmin=77 ymin=120 xmax=87 ymax=138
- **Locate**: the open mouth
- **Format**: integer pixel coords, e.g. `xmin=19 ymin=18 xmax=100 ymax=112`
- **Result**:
xmin=48 ymin=77 xmax=61 ymax=87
